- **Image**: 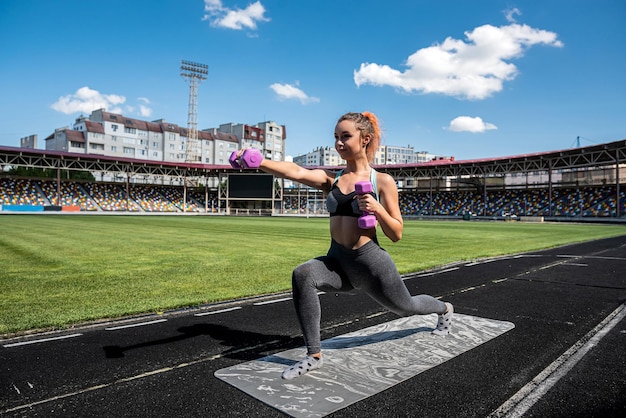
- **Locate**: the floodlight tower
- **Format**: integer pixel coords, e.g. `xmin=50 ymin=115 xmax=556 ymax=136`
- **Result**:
xmin=180 ymin=60 xmax=208 ymax=164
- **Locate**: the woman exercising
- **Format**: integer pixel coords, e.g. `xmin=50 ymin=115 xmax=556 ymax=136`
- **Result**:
xmin=232 ymin=111 xmax=453 ymax=379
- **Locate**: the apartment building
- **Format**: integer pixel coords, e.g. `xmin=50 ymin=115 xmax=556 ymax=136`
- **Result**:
xmin=293 ymin=144 xmax=447 ymax=167
xmin=293 ymin=146 xmax=345 ymax=167
xmin=210 ymin=120 xmax=285 ymax=162
xmin=44 ymin=108 xmax=286 ymax=165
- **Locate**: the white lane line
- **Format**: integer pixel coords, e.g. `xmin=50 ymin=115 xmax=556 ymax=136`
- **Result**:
xmin=588 ymin=256 xmax=626 ymax=261
xmin=466 ymin=259 xmax=499 ymax=267
xmin=558 ymin=255 xmax=626 ymax=261
xmin=252 ymin=292 xmax=323 ymax=306
xmin=416 ymin=272 xmax=437 ymax=277
xmin=105 ymin=319 xmax=167 ymax=331
xmin=3 ymin=333 xmax=83 ymax=348
xmin=488 ymin=303 xmax=626 ymax=418
xmin=458 ymin=285 xmax=486 ymax=293
xmin=417 ymin=267 xmax=460 ymax=277
xmin=194 ymin=307 xmax=242 ymax=316
xmin=253 ymin=297 xmax=292 ymax=305
xmin=467 ymin=254 xmax=543 ymax=266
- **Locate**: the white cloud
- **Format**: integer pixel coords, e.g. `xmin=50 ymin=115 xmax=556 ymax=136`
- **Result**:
xmin=50 ymin=87 xmax=153 ymax=117
xmin=447 ymin=116 xmax=497 ymax=133
xmin=270 ymin=82 xmax=320 ymax=104
xmin=202 ymin=0 xmax=269 ymax=30
xmin=354 ymin=22 xmax=563 ymax=100
xmin=51 ymin=86 xmax=126 ymax=114
xmin=137 ymin=97 xmax=153 ymax=117
xmin=505 ymin=8 xmax=522 ymax=23
xmin=139 ymin=105 xmax=153 ymax=117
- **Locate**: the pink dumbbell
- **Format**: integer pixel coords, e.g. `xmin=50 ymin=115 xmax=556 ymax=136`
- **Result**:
xmin=229 ymin=148 xmax=263 ymax=169
xmin=354 ymin=181 xmax=377 ymax=229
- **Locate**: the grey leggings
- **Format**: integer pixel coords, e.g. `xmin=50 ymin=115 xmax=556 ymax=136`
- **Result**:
xmin=291 ymin=239 xmax=447 ymax=355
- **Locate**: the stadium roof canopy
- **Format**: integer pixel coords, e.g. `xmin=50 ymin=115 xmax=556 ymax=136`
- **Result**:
xmin=0 ymin=146 xmax=230 ymax=178
xmin=376 ymin=139 xmax=626 ymax=179
xmin=1 ymin=139 xmax=625 ymax=180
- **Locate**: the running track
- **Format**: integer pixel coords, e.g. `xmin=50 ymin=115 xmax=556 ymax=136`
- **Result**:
xmin=1 ymin=235 xmax=625 ymax=417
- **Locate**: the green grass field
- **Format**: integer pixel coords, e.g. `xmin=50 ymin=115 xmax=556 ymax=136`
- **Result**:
xmin=1 ymin=215 xmax=624 ymax=335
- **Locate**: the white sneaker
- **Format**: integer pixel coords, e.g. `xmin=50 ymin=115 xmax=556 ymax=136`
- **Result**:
xmin=432 ymin=302 xmax=453 ymax=336
xmin=281 ymin=355 xmax=323 ymax=380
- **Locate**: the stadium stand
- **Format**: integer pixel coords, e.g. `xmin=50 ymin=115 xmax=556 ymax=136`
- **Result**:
xmin=0 ymin=177 xmax=626 ymax=218
xmin=156 ymin=186 xmax=202 ymax=213
xmin=83 ymin=182 xmax=141 ymax=212
xmin=129 ymin=185 xmax=180 ymax=212
xmin=1 ymin=177 xmax=624 ymax=219
xmin=283 ymin=196 xmax=308 ymax=214
xmin=39 ymin=180 xmax=98 ymax=211
xmin=0 ymin=178 xmax=47 ymax=206
xmin=1 ymin=140 xmax=624 ymax=219
xmin=187 ymin=189 xmax=220 ymax=213
xmin=396 ymin=187 xmax=624 ymax=218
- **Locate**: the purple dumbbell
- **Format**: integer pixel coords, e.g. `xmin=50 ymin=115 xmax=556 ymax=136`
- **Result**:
xmin=354 ymin=181 xmax=377 ymax=229
xmin=229 ymin=148 xmax=263 ymax=169
xmin=229 ymin=151 xmax=241 ymax=168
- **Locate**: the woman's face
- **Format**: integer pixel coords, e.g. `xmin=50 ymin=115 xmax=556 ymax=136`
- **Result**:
xmin=334 ymin=120 xmax=367 ymax=159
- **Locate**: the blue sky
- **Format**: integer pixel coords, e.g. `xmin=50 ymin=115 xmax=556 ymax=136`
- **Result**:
xmin=0 ymin=0 xmax=624 ymax=160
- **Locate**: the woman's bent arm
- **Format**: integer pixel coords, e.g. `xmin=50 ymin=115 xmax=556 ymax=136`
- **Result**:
xmin=375 ymin=174 xmax=403 ymax=242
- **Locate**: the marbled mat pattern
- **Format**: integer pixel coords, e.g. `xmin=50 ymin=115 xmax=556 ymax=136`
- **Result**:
xmin=215 ymin=313 xmax=515 ymax=417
